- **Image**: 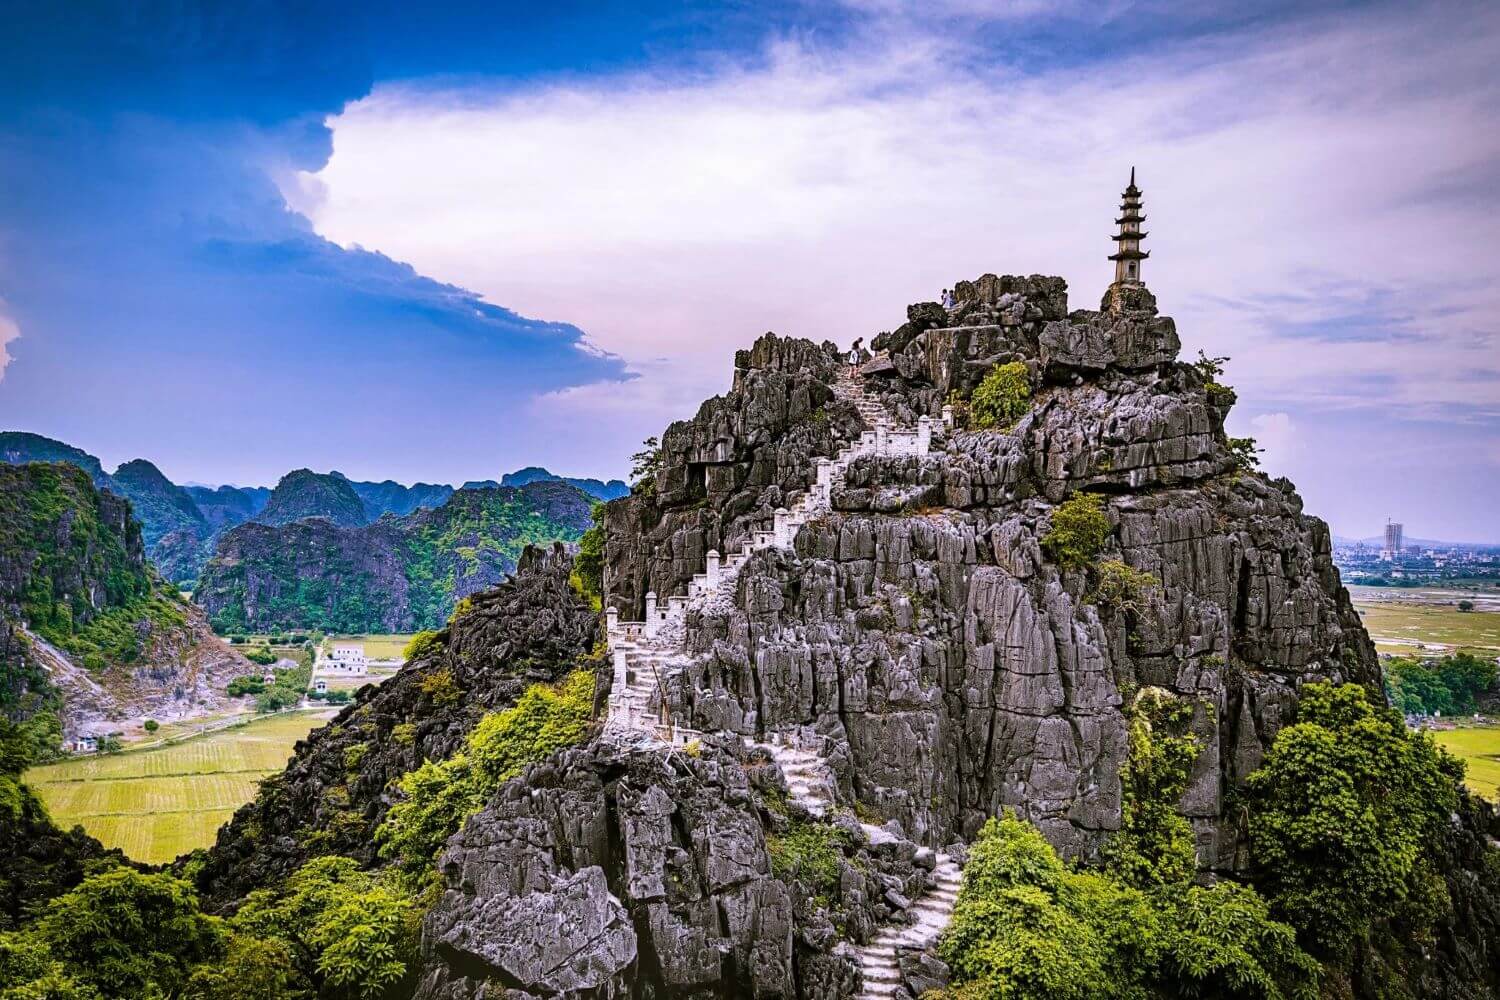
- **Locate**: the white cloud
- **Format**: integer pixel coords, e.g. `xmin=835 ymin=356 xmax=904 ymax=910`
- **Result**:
xmin=289 ymin=2 xmax=1500 ymax=466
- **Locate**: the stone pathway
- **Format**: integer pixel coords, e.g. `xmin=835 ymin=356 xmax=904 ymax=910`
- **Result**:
xmin=852 ymin=854 xmax=964 ymax=1000
xmin=602 ymin=354 xmax=965 ymax=993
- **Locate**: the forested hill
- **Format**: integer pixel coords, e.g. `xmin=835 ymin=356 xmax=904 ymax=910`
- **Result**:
xmin=193 ymin=480 xmax=595 ymax=633
xmin=0 ymin=462 xmax=248 ymax=740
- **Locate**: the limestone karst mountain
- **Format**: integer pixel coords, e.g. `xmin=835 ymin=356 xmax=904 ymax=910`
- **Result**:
xmin=0 ymin=463 xmax=250 ymax=740
xmin=193 ymin=480 xmax=596 ymax=633
xmin=180 ymin=274 xmax=1497 ymax=999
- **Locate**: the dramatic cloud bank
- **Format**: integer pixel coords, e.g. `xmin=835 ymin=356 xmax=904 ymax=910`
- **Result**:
xmin=295 ymin=1 xmax=1500 ymax=538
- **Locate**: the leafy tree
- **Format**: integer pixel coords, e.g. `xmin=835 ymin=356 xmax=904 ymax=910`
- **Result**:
xmin=1247 ymin=682 xmax=1462 ymax=956
xmin=1041 ymin=493 xmax=1110 ymax=570
xmin=629 ymin=437 xmax=662 ymax=490
xmin=181 ymin=935 xmax=296 ymax=1000
xmin=1089 ymin=560 xmax=1157 ymax=615
xmin=141 ymin=721 xmax=158 ymax=734
xmin=969 ymin=362 xmax=1032 ymax=430
xmin=0 ymin=932 xmax=99 ymax=1000
xmin=936 ymin=816 xmax=1316 ymax=1000
xmin=1457 ymin=599 xmax=1475 ymax=612
xmin=1228 ymin=436 xmax=1263 ymax=471
xmin=1385 ymin=653 xmax=1495 ymax=716
xmin=569 ymin=504 xmax=606 ymax=610
xmin=25 ymin=869 xmax=225 ymax=999
xmin=231 ymin=856 xmax=418 ymax=1000
xmin=94 ymin=737 xmax=122 ymax=756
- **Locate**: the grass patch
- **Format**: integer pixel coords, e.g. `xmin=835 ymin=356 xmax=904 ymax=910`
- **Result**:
xmin=1354 ymin=600 xmax=1500 ymax=654
xmin=1432 ymin=727 xmax=1500 ymax=801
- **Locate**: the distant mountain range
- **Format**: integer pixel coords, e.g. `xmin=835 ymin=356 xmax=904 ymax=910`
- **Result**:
xmin=0 ymin=431 xmax=625 ymax=583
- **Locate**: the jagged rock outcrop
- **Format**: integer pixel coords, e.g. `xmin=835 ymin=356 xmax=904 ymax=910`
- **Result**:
xmin=607 ymin=276 xmax=1376 ymax=869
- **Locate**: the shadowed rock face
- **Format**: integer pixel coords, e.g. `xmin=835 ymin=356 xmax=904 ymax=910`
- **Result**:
xmin=605 ymin=275 xmax=1378 ymax=869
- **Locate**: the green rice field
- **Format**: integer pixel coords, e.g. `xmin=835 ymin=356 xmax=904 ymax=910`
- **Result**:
xmin=26 ymin=709 xmax=335 ymax=864
xmin=1432 ymin=727 xmax=1500 ymax=802
xmin=1349 ymin=587 xmax=1500 ymax=655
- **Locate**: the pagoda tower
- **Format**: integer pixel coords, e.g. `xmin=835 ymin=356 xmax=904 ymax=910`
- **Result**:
xmin=1109 ymin=168 xmax=1149 ymax=285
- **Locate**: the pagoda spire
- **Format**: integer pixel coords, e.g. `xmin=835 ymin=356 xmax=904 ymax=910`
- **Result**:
xmin=1108 ymin=167 xmax=1149 ymax=285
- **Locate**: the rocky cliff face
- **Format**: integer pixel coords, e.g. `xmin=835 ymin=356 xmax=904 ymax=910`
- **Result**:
xmin=194 ymin=481 xmax=596 ymax=633
xmin=110 ymin=458 xmax=207 ymax=548
xmin=603 ymin=278 xmax=1376 ymax=869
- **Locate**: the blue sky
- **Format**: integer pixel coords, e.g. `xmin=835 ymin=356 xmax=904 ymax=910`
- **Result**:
xmin=1 ymin=1 xmax=1496 ymax=541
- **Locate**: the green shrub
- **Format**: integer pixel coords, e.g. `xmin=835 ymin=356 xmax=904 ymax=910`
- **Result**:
xmin=25 ymin=869 xmax=227 ymax=999
xmin=417 ymin=669 xmax=461 ymax=708
xmin=342 ymin=743 xmax=369 ymax=771
xmin=1041 ymin=493 xmax=1110 ymax=569
xmin=766 ymin=820 xmax=850 ymax=899
xmin=569 ymin=504 xmax=606 ymax=611
xmin=1090 ymin=560 xmax=1157 ymax=614
xmin=1385 ymin=652 xmax=1496 ymax=716
xmin=142 ymin=720 xmax=159 ymax=733
xmin=243 ymin=646 xmax=277 ymax=666
xmin=1102 ymin=688 xmax=1199 ymax=888
xmin=391 ymin=723 xmax=417 ymax=747
xmin=447 ymin=596 xmax=475 ymax=625
xmin=402 ymin=630 xmax=443 ymax=663
xmin=969 ymin=361 xmax=1031 ymax=430
xmin=378 ymin=671 xmax=596 ymax=875
xmin=1228 ymin=436 xmax=1263 ymax=470
xmin=1247 ymin=682 xmax=1462 ymax=957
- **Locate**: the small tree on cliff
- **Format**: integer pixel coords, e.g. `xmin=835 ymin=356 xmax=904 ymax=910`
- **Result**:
xmin=1042 ymin=493 xmax=1110 ymax=569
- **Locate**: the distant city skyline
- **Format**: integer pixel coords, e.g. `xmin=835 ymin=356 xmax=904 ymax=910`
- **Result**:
xmin=1 ymin=1 xmax=1496 ymax=541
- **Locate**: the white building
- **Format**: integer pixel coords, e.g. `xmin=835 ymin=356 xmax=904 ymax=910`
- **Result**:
xmin=325 ymin=642 xmax=367 ymax=676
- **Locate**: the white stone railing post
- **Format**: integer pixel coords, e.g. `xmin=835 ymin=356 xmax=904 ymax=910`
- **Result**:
xmin=941 ymin=404 xmax=954 ymax=428
xmin=606 ymin=605 xmax=619 ymax=634
xmin=774 ymin=508 xmax=790 ymax=548
xmin=644 ymin=592 xmax=658 ymax=636
xmin=816 ymin=457 xmax=832 ymax=488
xmin=706 ymin=549 xmax=720 ymax=588
xmin=875 ymin=421 xmax=888 ymax=455
xmin=917 ymin=415 xmax=932 ymax=455
xmin=613 ymin=646 xmax=628 ymax=688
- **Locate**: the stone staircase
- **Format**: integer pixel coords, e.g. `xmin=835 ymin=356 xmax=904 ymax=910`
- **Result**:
xmin=603 ymin=355 xmax=937 ymax=741
xmin=602 ymin=354 xmax=964 ymax=995
xmin=852 ymin=854 xmax=964 ymax=1000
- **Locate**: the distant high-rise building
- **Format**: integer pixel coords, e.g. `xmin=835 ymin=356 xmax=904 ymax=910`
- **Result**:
xmin=1381 ymin=519 xmax=1404 ymax=561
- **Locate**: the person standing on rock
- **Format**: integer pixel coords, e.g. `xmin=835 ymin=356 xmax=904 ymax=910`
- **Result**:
xmin=942 ymin=287 xmax=955 ymax=309
xmin=847 ymin=339 xmax=862 ymax=377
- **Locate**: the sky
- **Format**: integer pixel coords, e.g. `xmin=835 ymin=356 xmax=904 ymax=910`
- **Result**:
xmin=0 ymin=1 xmax=1496 ymax=542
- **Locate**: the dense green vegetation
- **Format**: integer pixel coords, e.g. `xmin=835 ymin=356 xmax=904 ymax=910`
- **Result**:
xmin=198 ymin=483 xmax=592 ymax=634
xmin=1247 ymin=682 xmax=1462 ymax=957
xmin=377 ymin=671 xmax=595 ymax=876
xmin=1384 ymin=652 xmax=1497 ymax=716
xmin=937 ymin=682 xmax=1484 ymax=996
xmin=1041 ymin=493 xmax=1110 ymax=569
xmin=969 ymin=361 xmax=1032 ymax=430
xmin=936 ymin=689 xmax=1318 ymax=1000
xmin=0 ymin=857 xmax=420 ymax=1000
xmin=766 ymin=819 xmax=852 ymax=902
xmin=0 ymin=462 xmax=193 ymax=677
